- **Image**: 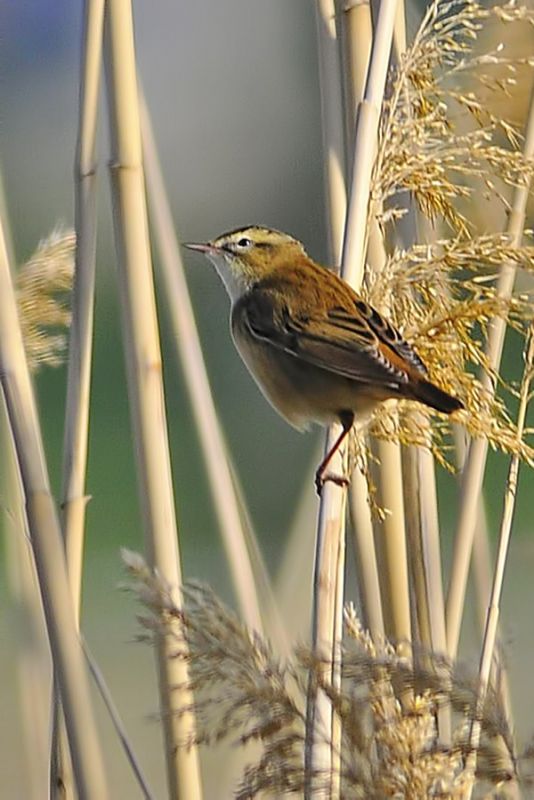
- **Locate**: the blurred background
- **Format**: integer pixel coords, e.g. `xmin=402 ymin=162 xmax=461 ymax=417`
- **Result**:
xmin=1 ymin=1 xmax=533 ymax=797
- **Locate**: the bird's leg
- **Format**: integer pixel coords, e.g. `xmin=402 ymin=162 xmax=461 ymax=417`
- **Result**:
xmin=315 ymin=412 xmax=354 ymax=495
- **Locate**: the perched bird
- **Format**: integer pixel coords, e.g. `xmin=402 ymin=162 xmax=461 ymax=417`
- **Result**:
xmin=185 ymin=226 xmax=463 ymax=493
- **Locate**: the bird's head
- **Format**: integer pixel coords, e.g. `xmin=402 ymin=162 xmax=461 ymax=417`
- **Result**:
xmin=184 ymin=226 xmax=307 ymax=301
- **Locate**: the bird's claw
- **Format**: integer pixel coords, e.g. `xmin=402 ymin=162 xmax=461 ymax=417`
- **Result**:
xmin=314 ymin=471 xmax=350 ymax=496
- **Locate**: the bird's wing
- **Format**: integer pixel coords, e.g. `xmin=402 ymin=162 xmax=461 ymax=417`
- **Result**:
xmin=233 ymin=284 xmax=426 ymax=389
xmin=327 ymin=302 xmax=428 ymax=376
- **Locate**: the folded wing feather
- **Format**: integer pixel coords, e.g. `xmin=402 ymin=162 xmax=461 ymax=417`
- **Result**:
xmin=234 ymin=285 xmax=425 ymax=391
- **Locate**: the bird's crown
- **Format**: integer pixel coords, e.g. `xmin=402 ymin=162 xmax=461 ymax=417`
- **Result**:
xmin=212 ymin=226 xmax=305 ymax=259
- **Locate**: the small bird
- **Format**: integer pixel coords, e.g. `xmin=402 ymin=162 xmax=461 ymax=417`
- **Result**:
xmin=185 ymin=226 xmax=463 ymax=493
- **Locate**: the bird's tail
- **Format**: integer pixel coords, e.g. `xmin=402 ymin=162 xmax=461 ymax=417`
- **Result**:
xmin=411 ymin=378 xmax=464 ymax=414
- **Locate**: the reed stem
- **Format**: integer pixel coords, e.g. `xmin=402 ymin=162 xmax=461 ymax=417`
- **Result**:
xmin=316 ymin=0 xmax=347 ymax=264
xmin=0 ymin=209 xmax=108 ymax=800
xmin=339 ymin=0 xmax=385 ymax=646
xmin=62 ymin=0 xmax=103 ymax=621
xmin=83 ymin=640 xmax=156 ymax=800
xmin=348 ymin=468 xmax=385 ymax=639
xmin=139 ymin=91 xmax=263 ymax=633
xmin=346 ymin=0 xmax=411 ymax=659
xmin=446 ymin=83 xmax=534 ymax=659
xmin=52 ymin=2 xmax=105 ymax=792
xmin=341 ymin=0 xmax=399 ymax=285
xmin=306 ymin=0 xmax=398 ymax=793
xmin=465 ymin=329 xmax=534 ymax=797
xmin=104 ymin=1 xmax=202 ymax=796
xmin=3 ymin=394 xmax=49 ymax=798
xmin=306 ymin=3 xmax=348 ymax=794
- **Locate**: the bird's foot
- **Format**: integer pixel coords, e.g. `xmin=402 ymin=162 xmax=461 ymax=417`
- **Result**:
xmin=314 ymin=470 xmax=350 ymax=496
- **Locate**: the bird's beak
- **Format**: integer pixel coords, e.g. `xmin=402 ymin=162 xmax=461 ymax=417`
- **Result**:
xmin=183 ymin=241 xmax=221 ymax=255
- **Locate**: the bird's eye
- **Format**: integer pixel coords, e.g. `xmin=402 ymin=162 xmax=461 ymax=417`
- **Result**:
xmin=236 ymin=237 xmax=253 ymax=249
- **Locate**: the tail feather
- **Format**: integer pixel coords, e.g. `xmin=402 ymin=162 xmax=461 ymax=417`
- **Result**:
xmin=411 ymin=378 xmax=464 ymax=414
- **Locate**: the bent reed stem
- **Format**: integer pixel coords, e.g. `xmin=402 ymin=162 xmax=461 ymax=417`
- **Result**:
xmin=0 ymin=211 xmax=108 ymax=800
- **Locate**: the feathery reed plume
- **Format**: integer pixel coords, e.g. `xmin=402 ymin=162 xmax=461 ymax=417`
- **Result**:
xmin=124 ymin=553 xmax=526 ymax=798
xmin=334 ymin=0 xmax=534 ymax=473
xmin=16 ymin=228 xmax=75 ymax=372
xmin=372 ymin=0 xmax=534 ymax=232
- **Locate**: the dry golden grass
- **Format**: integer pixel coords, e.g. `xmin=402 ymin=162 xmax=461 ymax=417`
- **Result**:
xmin=333 ymin=0 xmax=534 ymax=473
xmin=374 ymin=0 xmax=534 ymax=230
xmin=123 ymin=552 xmax=528 ymax=799
xmin=364 ymin=233 xmax=534 ymax=470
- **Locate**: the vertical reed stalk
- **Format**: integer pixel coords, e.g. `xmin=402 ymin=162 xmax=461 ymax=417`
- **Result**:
xmin=62 ymin=0 xmax=103 ymax=621
xmin=306 ymin=0 xmax=398 ymax=793
xmin=366 ymin=219 xmax=413 ymax=657
xmin=417 ymin=445 xmax=451 ymax=744
xmin=139 ymin=92 xmax=263 ymax=633
xmin=371 ymin=0 xmax=420 ymax=665
xmin=455 ymin=435 xmax=515 ymax=752
xmin=373 ymin=437 xmax=412 ymax=651
xmin=415 ymin=444 xmax=448 ymax=658
xmin=385 ymin=72 xmax=439 ymax=657
xmin=346 ymin=0 xmax=412 ymax=657
xmin=0 ymin=215 xmax=108 ymax=799
xmin=446 ymin=83 xmax=534 ymax=659
xmin=315 ymin=0 xmax=347 ymax=263
xmin=307 ymin=472 xmax=348 ymax=798
xmin=103 ymin=1 xmax=202 ymax=797
xmin=402 ymin=444 xmax=432 ymax=650
xmin=465 ymin=330 xmax=534 ymax=797
xmin=306 ymin=4 xmax=347 ymax=794
xmin=408 ymin=219 xmax=449 ymax=673
xmin=275 ymin=452 xmax=321 ymax=641
xmin=472 ymin=516 xmax=514 ymax=725
xmin=397 ymin=218 xmax=452 ymax=745
xmin=348 ymin=468 xmax=385 ymax=639
xmin=339 ymin=0 xmax=385 ymax=644
xmin=52 ymin=2 xmax=105 ymax=793
xmin=338 ymin=0 xmax=372 ymax=167
xmin=341 ymin=0 xmax=399 ymax=282
xmin=402 ymin=434 xmax=451 ymax=741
